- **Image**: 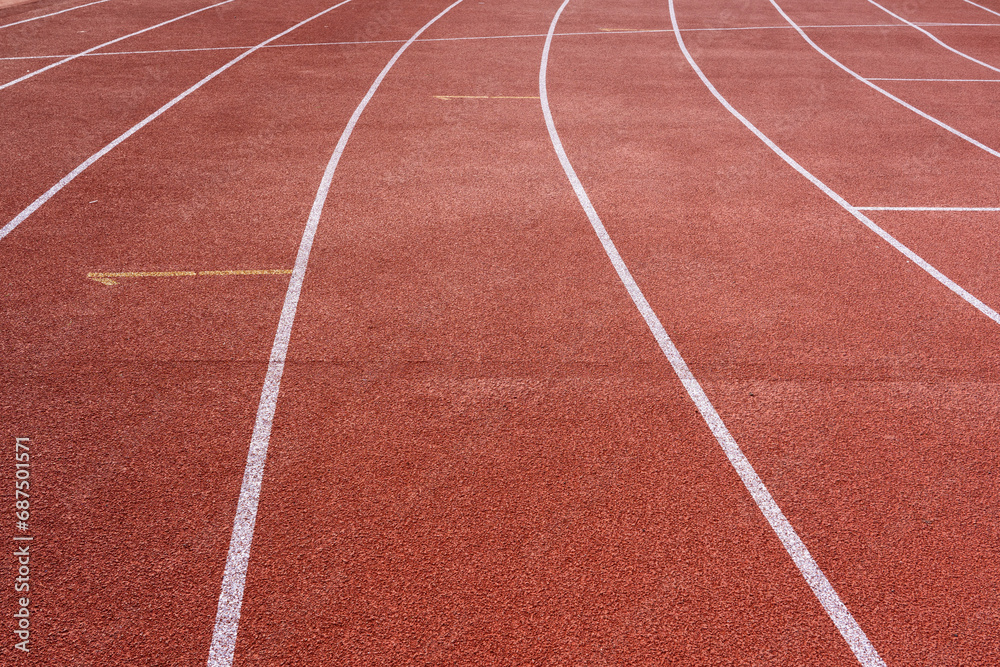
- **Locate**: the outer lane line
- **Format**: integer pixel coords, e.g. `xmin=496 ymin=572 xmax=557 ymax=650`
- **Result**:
xmin=768 ymin=0 xmax=1000 ymax=159
xmin=0 ymin=23 xmax=966 ymax=63
xmin=0 ymin=0 xmax=111 ymax=30
xmin=205 ymin=1 xmax=466 ymax=664
xmin=865 ymin=0 xmax=1000 ymax=74
xmin=0 ymin=0 xmax=362 ymax=244
xmin=677 ymin=5 xmax=1000 ymax=326
xmin=0 ymin=0 xmax=234 ymax=91
xmin=542 ymin=1 xmax=884 ymax=665
xmin=964 ymin=0 xmax=1000 ymax=19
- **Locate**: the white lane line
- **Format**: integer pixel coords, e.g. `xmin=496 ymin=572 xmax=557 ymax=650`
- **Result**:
xmin=205 ymin=1 xmax=466 ymax=664
xmin=543 ymin=0 xmax=884 ymax=665
xmin=0 ymin=0 xmax=110 ymax=30
xmin=857 ymin=206 xmax=1000 ymax=211
xmin=681 ymin=5 xmax=1000 ymax=328
xmin=865 ymin=0 xmax=1000 ymax=74
xmin=0 ymin=0 xmax=361 ymax=243
xmin=0 ymin=23 xmax=950 ymax=62
xmin=0 ymin=0 xmax=234 ymax=91
xmin=867 ymin=77 xmax=1000 ymax=81
xmin=964 ymin=0 xmax=1000 ymax=19
xmin=768 ymin=0 xmax=1000 ymax=159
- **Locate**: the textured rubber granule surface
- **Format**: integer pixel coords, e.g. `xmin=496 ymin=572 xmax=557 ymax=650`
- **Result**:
xmin=2 ymin=0 xmax=999 ymax=664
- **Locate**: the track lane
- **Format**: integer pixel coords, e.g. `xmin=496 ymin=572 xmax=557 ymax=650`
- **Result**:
xmin=0 ymin=0 xmax=396 ymax=239
xmin=0 ymin=0 xmax=235 ymax=91
xmin=0 ymin=0 xmax=227 ymax=61
xmin=4 ymin=0 xmax=998 ymax=663
xmin=862 ymin=0 xmax=1000 ymax=74
xmin=965 ymin=0 xmax=1000 ymax=18
xmin=670 ymin=22 xmax=1000 ymax=206
xmin=0 ymin=1 xmax=452 ymax=662
xmin=680 ymin=2 xmax=1000 ymax=313
xmin=207 ymin=2 xmax=469 ymax=663
xmin=879 ymin=0 xmax=1000 ymax=76
xmin=660 ymin=10 xmax=1000 ymax=330
xmin=533 ymin=0 xmax=1000 ymax=663
xmin=866 ymin=0 xmax=1000 ymax=24
xmin=226 ymin=0 xmax=867 ymax=664
xmin=544 ymin=0 xmax=881 ymax=662
xmin=764 ymin=0 xmax=1000 ymax=158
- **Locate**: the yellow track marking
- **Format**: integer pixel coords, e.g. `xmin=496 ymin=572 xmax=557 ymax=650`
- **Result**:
xmin=87 ymin=269 xmax=291 ymax=286
xmin=198 ymin=269 xmax=292 ymax=276
xmin=433 ymin=95 xmax=540 ymax=100
xmin=89 ymin=276 xmax=119 ymax=286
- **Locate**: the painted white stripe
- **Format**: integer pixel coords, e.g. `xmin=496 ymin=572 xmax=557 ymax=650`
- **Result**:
xmin=0 ymin=23 xmax=949 ymax=63
xmin=963 ymin=0 xmax=1000 ymax=19
xmin=205 ymin=1 xmax=466 ymax=665
xmin=857 ymin=206 xmax=1000 ymax=211
xmin=0 ymin=0 xmax=110 ymax=30
xmin=0 ymin=0 xmax=234 ymax=91
xmin=865 ymin=0 xmax=1000 ymax=74
xmin=768 ymin=0 xmax=1000 ymax=159
xmin=543 ymin=0 xmax=883 ymax=665
xmin=685 ymin=6 xmax=1000 ymax=327
xmin=0 ymin=0 xmax=358 ymax=243
xmin=867 ymin=77 xmax=1000 ymax=81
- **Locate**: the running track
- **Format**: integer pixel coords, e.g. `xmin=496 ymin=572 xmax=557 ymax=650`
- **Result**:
xmin=1 ymin=0 xmax=998 ymax=664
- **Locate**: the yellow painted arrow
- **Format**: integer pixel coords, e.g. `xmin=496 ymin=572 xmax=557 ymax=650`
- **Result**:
xmin=88 ymin=269 xmax=291 ymax=286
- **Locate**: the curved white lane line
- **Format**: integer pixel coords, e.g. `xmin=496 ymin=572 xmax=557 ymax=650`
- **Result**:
xmin=541 ymin=1 xmax=884 ymax=665
xmin=0 ymin=0 xmax=360 ymax=244
xmin=964 ymin=0 xmax=1000 ymax=19
xmin=677 ymin=3 xmax=1000 ymax=329
xmin=0 ymin=0 xmax=111 ymax=30
xmin=768 ymin=0 xmax=1000 ymax=159
xmin=0 ymin=0 xmax=234 ymax=91
xmin=205 ymin=1 xmax=466 ymax=665
xmin=865 ymin=0 xmax=1000 ymax=73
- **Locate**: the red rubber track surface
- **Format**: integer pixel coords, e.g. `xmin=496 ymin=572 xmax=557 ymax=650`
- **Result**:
xmin=1 ymin=0 xmax=998 ymax=664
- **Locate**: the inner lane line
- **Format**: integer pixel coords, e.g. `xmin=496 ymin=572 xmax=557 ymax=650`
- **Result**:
xmin=0 ymin=0 xmax=235 ymax=91
xmin=0 ymin=0 xmax=111 ymax=30
xmin=544 ymin=0 xmax=884 ymax=665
